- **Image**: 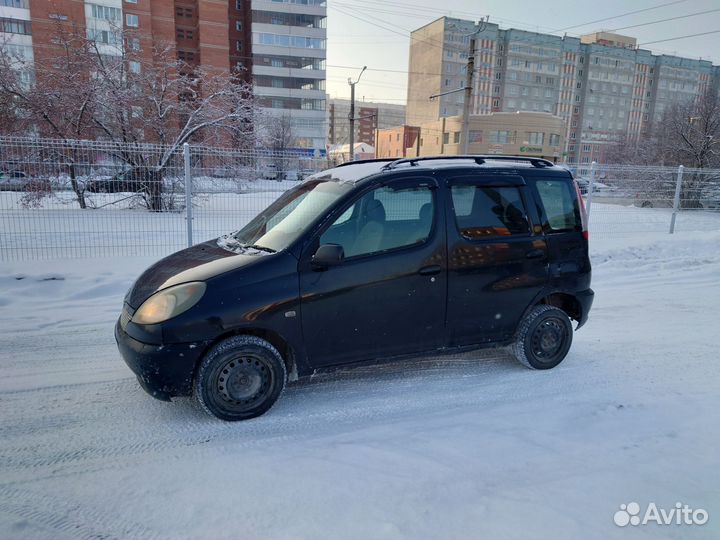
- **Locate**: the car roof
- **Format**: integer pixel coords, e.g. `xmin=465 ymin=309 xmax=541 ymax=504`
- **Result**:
xmin=309 ymin=156 xmax=571 ymax=185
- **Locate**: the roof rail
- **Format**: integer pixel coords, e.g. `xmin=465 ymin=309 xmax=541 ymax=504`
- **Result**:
xmin=381 ymin=155 xmax=556 ymax=171
xmin=335 ymin=158 xmax=396 ymax=168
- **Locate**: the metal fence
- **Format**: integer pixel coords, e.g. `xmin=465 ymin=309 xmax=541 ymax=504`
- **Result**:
xmin=1 ymin=136 xmax=719 ymax=261
xmin=0 ymin=137 xmax=331 ymax=260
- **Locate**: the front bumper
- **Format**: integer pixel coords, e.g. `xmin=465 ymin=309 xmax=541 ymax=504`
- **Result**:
xmin=575 ymin=288 xmax=595 ymax=329
xmin=115 ymin=319 xmax=209 ymax=401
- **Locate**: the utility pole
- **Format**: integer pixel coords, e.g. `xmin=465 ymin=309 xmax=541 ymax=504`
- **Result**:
xmin=348 ymin=66 xmax=367 ymax=162
xmin=461 ymin=37 xmax=476 ymax=155
xmin=428 ymin=18 xmax=487 ymax=155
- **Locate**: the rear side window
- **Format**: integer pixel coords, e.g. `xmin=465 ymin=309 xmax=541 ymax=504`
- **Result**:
xmin=450 ymin=185 xmax=530 ymax=238
xmin=535 ymin=179 xmax=582 ymax=232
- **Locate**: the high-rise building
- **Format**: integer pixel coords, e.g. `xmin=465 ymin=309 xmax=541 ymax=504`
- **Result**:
xmin=406 ymin=16 xmax=720 ymax=163
xmin=0 ymin=0 xmax=327 ymax=152
xmin=251 ymin=0 xmax=327 ymax=152
xmin=328 ymin=98 xmax=406 ymax=147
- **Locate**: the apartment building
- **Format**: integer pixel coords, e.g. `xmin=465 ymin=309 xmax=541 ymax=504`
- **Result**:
xmin=1 ymin=0 xmax=327 ymax=152
xmin=378 ymin=112 xmax=564 ymax=160
xmin=375 ymin=125 xmax=421 ymax=158
xmin=328 ymin=98 xmax=406 ymax=147
xmin=406 ymin=17 xmax=720 ymax=163
xmin=251 ymin=0 xmax=327 ymax=152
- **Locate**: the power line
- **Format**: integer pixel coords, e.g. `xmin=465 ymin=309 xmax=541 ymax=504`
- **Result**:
xmin=330 ymin=3 xmax=473 ymax=55
xmin=609 ymin=8 xmax=720 ymax=32
xmin=551 ymin=0 xmax=690 ymax=32
xmin=638 ymin=29 xmax=720 ymax=46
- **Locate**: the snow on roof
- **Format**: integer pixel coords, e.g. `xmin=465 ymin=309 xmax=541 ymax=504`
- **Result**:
xmin=306 ymin=161 xmax=390 ymax=183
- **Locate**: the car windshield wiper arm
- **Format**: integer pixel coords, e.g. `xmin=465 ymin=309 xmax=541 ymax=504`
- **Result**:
xmin=242 ymin=244 xmax=276 ymax=253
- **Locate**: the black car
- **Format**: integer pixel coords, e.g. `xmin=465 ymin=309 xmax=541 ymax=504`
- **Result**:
xmin=116 ymin=156 xmax=594 ymax=421
xmin=87 ymin=167 xmax=159 ymax=194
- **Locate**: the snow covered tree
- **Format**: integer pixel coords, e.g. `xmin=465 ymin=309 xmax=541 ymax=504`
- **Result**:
xmin=0 ymin=25 xmax=259 ymax=211
xmin=0 ymin=25 xmax=98 ymax=208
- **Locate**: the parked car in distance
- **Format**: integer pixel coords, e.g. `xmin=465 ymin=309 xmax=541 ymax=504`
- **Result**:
xmin=86 ymin=167 xmax=158 ymax=193
xmin=116 ymin=155 xmax=594 ymax=421
xmin=0 ymin=170 xmax=51 ymax=192
xmin=258 ymin=163 xmax=282 ymax=180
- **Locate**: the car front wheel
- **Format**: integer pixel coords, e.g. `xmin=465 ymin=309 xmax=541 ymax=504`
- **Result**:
xmin=194 ymin=335 xmax=287 ymax=421
xmin=511 ymin=305 xmax=573 ymax=370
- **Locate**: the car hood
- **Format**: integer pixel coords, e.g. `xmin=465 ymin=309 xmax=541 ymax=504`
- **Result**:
xmin=125 ymin=240 xmax=266 ymax=308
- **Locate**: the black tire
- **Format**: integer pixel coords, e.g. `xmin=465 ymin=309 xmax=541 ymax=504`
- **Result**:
xmin=194 ymin=335 xmax=286 ymax=421
xmin=511 ymin=305 xmax=573 ymax=370
xmin=641 ymin=200 xmax=653 ymax=208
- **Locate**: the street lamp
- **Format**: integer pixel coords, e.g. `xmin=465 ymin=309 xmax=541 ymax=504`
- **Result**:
xmin=348 ymin=66 xmax=367 ymax=162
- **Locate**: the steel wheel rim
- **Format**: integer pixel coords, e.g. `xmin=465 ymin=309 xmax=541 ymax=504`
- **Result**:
xmin=530 ymin=317 xmax=567 ymax=362
xmin=215 ymin=355 xmax=273 ymax=411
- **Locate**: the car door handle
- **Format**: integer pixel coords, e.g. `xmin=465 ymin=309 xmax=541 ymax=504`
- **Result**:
xmin=418 ymin=265 xmax=442 ymax=276
xmin=525 ymin=249 xmax=546 ymax=259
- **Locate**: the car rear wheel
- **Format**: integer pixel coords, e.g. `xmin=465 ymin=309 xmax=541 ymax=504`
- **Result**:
xmin=194 ymin=335 xmax=286 ymax=421
xmin=511 ymin=305 xmax=573 ymax=370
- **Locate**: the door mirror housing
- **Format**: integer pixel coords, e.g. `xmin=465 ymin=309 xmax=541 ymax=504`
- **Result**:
xmin=312 ymin=244 xmax=345 ymax=268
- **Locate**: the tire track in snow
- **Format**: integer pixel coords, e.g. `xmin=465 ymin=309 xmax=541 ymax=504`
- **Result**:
xmin=0 ymin=355 xmax=616 ymax=476
xmin=0 ymin=486 xmax=161 ymax=540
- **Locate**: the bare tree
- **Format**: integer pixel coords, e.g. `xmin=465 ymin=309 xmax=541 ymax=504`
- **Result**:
xmin=263 ymin=114 xmax=296 ymax=179
xmin=0 ymin=26 xmax=259 ymax=210
xmin=603 ymin=91 xmax=720 ymax=207
xmin=0 ymin=25 xmax=98 ymax=208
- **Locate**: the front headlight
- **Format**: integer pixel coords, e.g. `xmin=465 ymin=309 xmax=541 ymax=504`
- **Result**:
xmin=132 ymin=282 xmax=206 ymax=325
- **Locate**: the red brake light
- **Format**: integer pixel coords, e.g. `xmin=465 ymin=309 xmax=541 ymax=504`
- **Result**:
xmin=573 ymin=179 xmax=589 ymax=240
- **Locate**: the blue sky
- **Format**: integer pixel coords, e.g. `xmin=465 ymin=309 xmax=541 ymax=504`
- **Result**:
xmin=325 ymin=0 xmax=720 ymax=103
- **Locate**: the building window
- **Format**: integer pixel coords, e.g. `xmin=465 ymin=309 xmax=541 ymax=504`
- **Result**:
xmin=443 ymin=133 xmax=449 ymax=145
xmin=176 ymin=28 xmax=194 ymax=40
xmin=176 ymin=6 xmax=192 ymax=18
xmin=126 ymin=13 xmax=139 ymax=27
xmin=129 ymin=61 xmax=141 ymax=74
xmin=582 ymin=144 xmax=591 ymax=152
xmin=236 ymin=41 xmax=242 ymax=51
xmin=236 ymin=20 xmax=242 ymax=31
xmin=549 ymin=134 xmax=560 ymax=146
xmin=492 ymin=99 xmax=499 ymax=107
xmin=453 ymin=132 xmax=461 ymax=144
xmin=0 ymin=0 xmax=28 ymax=6
xmin=236 ymin=0 xmax=242 ymax=8
xmin=125 ymin=0 xmax=137 ymax=3
xmin=0 ymin=17 xmax=32 ymax=35
xmin=489 ymin=130 xmax=511 ymax=144
xmin=527 ymin=132 xmax=544 ymax=145
xmin=90 ymin=4 xmax=121 ymax=21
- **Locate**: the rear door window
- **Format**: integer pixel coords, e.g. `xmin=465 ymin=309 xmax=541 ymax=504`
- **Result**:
xmin=535 ymin=179 xmax=582 ymax=232
xmin=450 ymin=185 xmax=530 ymax=238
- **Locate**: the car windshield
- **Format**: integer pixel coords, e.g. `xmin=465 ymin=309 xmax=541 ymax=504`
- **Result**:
xmin=219 ymin=179 xmax=354 ymax=253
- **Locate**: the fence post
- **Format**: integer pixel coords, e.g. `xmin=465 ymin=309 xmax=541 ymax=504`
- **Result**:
xmin=669 ymin=164 xmax=684 ymax=234
xmin=586 ymin=161 xmax=597 ymax=219
xmin=183 ymin=142 xmax=193 ymax=247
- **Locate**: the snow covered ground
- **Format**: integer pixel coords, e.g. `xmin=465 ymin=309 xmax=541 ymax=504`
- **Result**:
xmin=0 ymin=224 xmax=719 ymax=538
xmin=2 ymin=181 xmax=720 ymax=260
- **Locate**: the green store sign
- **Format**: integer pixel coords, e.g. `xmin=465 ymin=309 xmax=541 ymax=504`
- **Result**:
xmin=519 ymin=146 xmax=543 ymax=153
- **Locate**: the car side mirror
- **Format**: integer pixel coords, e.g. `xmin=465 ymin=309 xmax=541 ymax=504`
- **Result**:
xmin=311 ymin=244 xmax=344 ymax=268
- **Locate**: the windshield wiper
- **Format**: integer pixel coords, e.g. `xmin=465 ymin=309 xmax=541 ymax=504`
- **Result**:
xmin=241 ymin=244 xmax=276 ymax=253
